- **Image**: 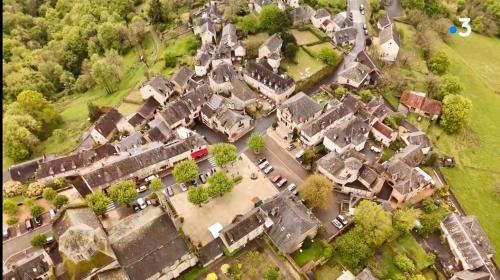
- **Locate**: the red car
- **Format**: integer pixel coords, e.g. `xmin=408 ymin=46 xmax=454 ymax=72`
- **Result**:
xmin=271 ymin=175 xmax=282 ymax=183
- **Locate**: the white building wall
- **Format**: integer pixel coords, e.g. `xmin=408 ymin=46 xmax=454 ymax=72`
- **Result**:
xmin=379 ymin=39 xmax=399 ymax=62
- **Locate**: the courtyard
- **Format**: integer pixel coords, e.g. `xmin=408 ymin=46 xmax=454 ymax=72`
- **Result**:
xmin=170 ymin=153 xmax=279 ymax=246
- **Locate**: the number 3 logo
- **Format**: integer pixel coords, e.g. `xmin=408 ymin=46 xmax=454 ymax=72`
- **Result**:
xmin=458 ymin=17 xmax=471 ymax=37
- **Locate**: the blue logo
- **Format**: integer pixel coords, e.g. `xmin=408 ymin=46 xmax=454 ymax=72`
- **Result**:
xmin=448 ymin=25 xmax=457 ymax=34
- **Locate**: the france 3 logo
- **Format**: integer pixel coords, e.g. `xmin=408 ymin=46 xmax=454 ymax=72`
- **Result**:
xmin=448 ymin=18 xmax=472 ymax=37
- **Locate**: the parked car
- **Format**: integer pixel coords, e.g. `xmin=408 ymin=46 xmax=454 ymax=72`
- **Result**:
xmin=25 ymin=219 xmax=34 ymax=231
xmin=49 ymin=208 xmax=57 ymax=220
xmin=363 ymin=23 xmax=367 ymax=30
xmin=211 ymin=167 xmax=217 ymax=174
xmin=361 ymin=9 xmax=365 ymax=15
xmin=286 ymin=144 xmax=295 ymax=151
xmin=337 ymin=214 xmax=348 ymax=226
xmin=277 ymin=178 xmax=288 ymax=188
xmin=180 ymin=183 xmax=188 ymax=192
xmin=191 ymin=179 xmax=198 ymax=186
xmin=165 ymin=186 xmax=174 ymax=197
xmin=331 ymin=218 xmax=343 ymax=230
xmin=137 ymin=198 xmax=147 ymax=210
xmin=206 ymin=170 xmax=212 ymax=177
xmin=136 ymin=185 xmax=147 ymax=193
xmin=263 ymin=165 xmax=274 ymax=174
xmin=34 ymin=216 xmax=42 ymax=227
xmin=295 ymin=149 xmax=305 ymax=160
xmin=199 ymin=173 xmax=207 ymax=184
xmin=46 ymin=235 xmax=54 ymax=244
xmin=133 ymin=204 xmax=140 ymax=212
xmin=359 ymin=4 xmax=364 ymax=10
xmin=145 ymin=175 xmax=158 ymax=183
xmin=3 ymin=228 xmax=10 ymax=238
xmin=364 ymin=29 xmax=368 ymax=35
xmin=259 ymin=161 xmax=270 ymax=170
xmin=287 ymin=184 xmax=298 ymax=195
xmin=271 ymin=175 xmax=282 ymax=184
xmin=257 ymin=158 xmax=267 ymax=164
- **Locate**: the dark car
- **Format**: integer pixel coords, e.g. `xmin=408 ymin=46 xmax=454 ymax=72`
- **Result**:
xmin=132 ymin=204 xmax=140 ymax=212
xmin=34 ymin=216 xmax=42 ymax=227
xmin=191 ymin=179 xmax=198 ymax=186
xmin=211 ymin=167 xmax=217 ymax=174
xmin=25 ymin=219 xmax=34 ymax=231
xmin=257 ymin=158 xmax=267 ymax=164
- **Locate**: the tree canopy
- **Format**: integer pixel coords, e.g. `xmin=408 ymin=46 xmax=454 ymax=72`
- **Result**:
xmin=335 ymin=227 xmax=372 ymax=271
xmin=31 ymin=234 xmax=47 ymax=247
xmin=108 ymin=180 xmax=138 ymax=206
xmin=210 ymin=143 xmax=238 ymax=167
xmin=436 ymin=74 xmax=462 ymax=100
xmin=188 ymin=186 xmax=209 ymax=206
xmin=237 ymin=15 xmax=260 ymax=35
xmin=207 ymin=171 xmax=235 ymax=197
xmin=54 ymin=194 xmax=69 ymax=209
xmin=247 ymin=133 xmax=266 ymax=154
xmin=258 ymin=5 xmax=290 ymax=34
xmin=393 ymin=208 xmax=417 ymax=233
xmin=299 ymin=175 xmax=333 ymax=209
xmin=173 ymin=159 xmax=199 ymax=183
xmin=85 ymin=190 xmax=111 ymax=216
xmin=42 ymin=187 xmax=57 ymax=201
xmin=318 ymin=48 xmax=340 ymax=66
xmin=428 ymin=51 xmax=449 ymax=75
xmin=149 ymin=177 xmax=165 ymax=192
xmin=354 ymin=200 xmax=393 ymax=247
xmin=440 ymin=94 xmax=472 ymax=134
xmin=31 ymin=205 xmax=44 ymax=218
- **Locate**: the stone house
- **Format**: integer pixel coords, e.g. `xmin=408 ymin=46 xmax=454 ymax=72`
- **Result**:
xmin=171 ymin=66 xmax=195 ymax=94
xmin=258 ymin=34 xmax=283 ymax=69
xmin=91 ymin=109 xmax=132 ymax=144
xmin=220 ymin=208 xmax=268 ymax=253
xmin=2 ymin=249 xmax=53 ymax=280
xmin=277 ymin=92 xmax=323 ymax=133
xmin=323 ymin=115 xmax=371 ymax=154
xmin=208 ymin=63 xmax=238 ymax=94
xmin=212 ymin=44 xmax=233 ymax=68
xmin=157 ymin=99 xmax=196 ymax=129
xmin=398 ymin=91 xmax=442 ymax=120
xmin=194 ymin=50 xmax=212 ymax=77
xmin=371 ymin=120 xmax=396 ymax=146
xmin=311 ymin=8 xmax=331 ymax=28
xmin=243 ymin=60 xmax=295 ymax=104
xmin=229 ymin=79 xmax=257 ymax=110
xmin=139 ymin=75 xmax=174 ymax=105
xmin=290 ymin=5 xmax=314 ymax=26
xmin=375 ymin=23 xmax=400 ymax=62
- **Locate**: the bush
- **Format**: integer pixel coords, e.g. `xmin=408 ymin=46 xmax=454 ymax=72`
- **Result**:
xmin=3 ymin=181 xmax=23 ymax=197
xmin=52 ymin=177 xmax=66 ymax=189
xmin=3 ymin=199 xmax=18 ymax=215
xmin=24 ymin=197 xmax=35 ymax=207
xmin=31 ymin=234 xmax=47 ymax=247
xmin=394 ymin=254 xmax=415 ymax=272
xmin=31 ymin=205 xmax=44 ymax=218
xmin=7 ymin=217 xmax=19 ymax=226
xmin=164 ymin=53 xmax=177 ymax=68
xmin=428 ymin=51 xmax=449 ymax=75
xmin=43 ymin=187 xmax=57 ymax=201
xmin=318 ymin=48 xmax=340 ymax=65
xmin=54 ymin=194 xmax=69 ymax=209
xmin=25 ymin=182 xmax=45 ymax=197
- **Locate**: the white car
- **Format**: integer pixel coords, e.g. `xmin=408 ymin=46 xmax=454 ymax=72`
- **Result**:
xmin=49 ymin=208 xmax=57 ymax=220
xmin=263 ymin=165 xmax=274 ymax=174
xmin=136 ymin=185 xmax=147 ymax=193
xmin=287 ymin=184 xmax=298 ymax=195
xmin=137 ymin=198 xmax=147 ymax=210
xmin=259 ymin=161 xmax=270 ymax=170
xmin=295 ymin=149 xmax=305 ymax=160
xmin=180 ymin=183 xmax=188 ymax=192
xmin=337 ymin=214 xmax=348 ymax=226
xmin=370 ymin=146 xmax=382 ymax=153
xmin=331 ymin=219 xmax=344 ymax=230
xmin=277 ymin=178 xmax=288 ymax=188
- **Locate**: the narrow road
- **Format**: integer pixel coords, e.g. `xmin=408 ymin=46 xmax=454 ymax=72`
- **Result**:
xmin=3 ymin=224 xmax=51 ymax=261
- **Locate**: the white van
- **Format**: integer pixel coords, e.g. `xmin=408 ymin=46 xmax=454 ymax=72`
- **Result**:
xmin=295 ymin=149 xmax=305 ymax=160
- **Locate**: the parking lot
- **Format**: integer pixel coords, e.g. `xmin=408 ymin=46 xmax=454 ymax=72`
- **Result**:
xmin=313 ymin=191 xmax=352 ymax=238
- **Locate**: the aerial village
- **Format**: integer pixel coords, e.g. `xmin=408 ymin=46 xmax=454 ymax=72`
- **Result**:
xmin=2 ymin=0 xmax=499 ymax=280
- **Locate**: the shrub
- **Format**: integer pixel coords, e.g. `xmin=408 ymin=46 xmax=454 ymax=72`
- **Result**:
xmin=233 ymin=176 xmax=243 ymax=184
xmin=25 ymin=182 xmax=45 ymax=197
xmin=3 ymin=199 xmax=18 ymax=215
xmin=31 ymin=205 xmax=44 ymax=218
xmin=43 ymin=187 xmax=57 ymax=201
xmin=164 ymin=53 xmax=177 ymax=68
xmin=318 ymin=48 xmax=340 ymax=65
xmin=394 ymin=254 xmax=415 ymax=272
xmin=31 ymin=234 xmax=47 ymax=247
xmin=3 ymin=181 xmax=23 ymax=197
xmin=7 ymin=217 xmax=19 ymax=226
xmin=54 ymin=194 xmax=69 ymax=209
xmin=52 ymin=178 xmax=66 ymax=189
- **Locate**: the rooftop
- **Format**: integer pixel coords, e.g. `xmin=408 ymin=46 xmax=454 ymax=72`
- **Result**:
xmin=221 ymin=208 xmax=266 ymax=246
xmin=245 ymin=60 xmax=295 ymax=93
xmin=94 ymin=108 xmax=123 ymax=138
xmin=324 ymin=115 xmax=370 ymax=149
xmin=279 ymin=92 xmax=323 ymax=124
xmin=172 ymin=66 xmax=194 ymax=89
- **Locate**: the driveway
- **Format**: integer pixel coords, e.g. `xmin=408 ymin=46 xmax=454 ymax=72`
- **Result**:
xmin=313 ymin=191 xmax=351 ymax=238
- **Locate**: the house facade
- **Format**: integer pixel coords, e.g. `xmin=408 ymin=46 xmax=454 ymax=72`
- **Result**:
xmin=140 ymin=75 xmax=174 ymax=105
xmin=243 ymin=61 xmax=295 ymax=104
xmin=277 ymin=92 xmax=323 ymax=132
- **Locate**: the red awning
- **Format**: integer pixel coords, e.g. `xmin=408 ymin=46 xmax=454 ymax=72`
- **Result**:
xmin=191 ymin=148 xmax=208 ymax=159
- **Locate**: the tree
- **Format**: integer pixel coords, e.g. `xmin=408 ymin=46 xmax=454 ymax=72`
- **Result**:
xmin=205 ymin=273 xmax=218 ymax=280
xmin=25 ymin=181 xmax=45 ymax=197
xmin=31 ymin=205 xmax=44 ymax=218
xmin=173 ymin=159 xmax=199 ymax=183
xmin=354 ymin=200 xmax=393 ymax=247
xmin=418 ymin=212 xmax=443 ymax=237
xmin=207 ymin=171 xmax=235 ymax=197
xmin=7 ymin=217 xmax=19 ymax=226
xmin=128 ymin=16 xmax=148 ymax=47
xmin=247 ymin=133 xmax=266 ymax=154
xmin=3 ymin=181 xmax=23 ymax=197
xmin=394 ymin=254 xmax=415 ymax=272
xmin=438 ymin=75 xmax=463 ymax=100
xmin=85 ymin=190 xmax=111 ymax=216
xmin=109 ymin=180 xmax=138 ymax=206
xmin=42 ymin=187 xmax=57 ymax=201
xmin=149 ymin=177 xmax=165 ymax=192
xmin=164 ymin=53 xmax=177 ymax=68
xmin=284 ymin=42 xmax=299 ymax=61
xmin=148 ymin=0 xmax=165 ymax=25
xmin=335 ymin=86 xmax=348 ymax=99
xmin=299 ymin=175 xmax=333 ymax=209
xmin=263 ymin=266 xmax=280 ymax=280
xmin=393 ymin=208 xmax=417 ymax=233
xmin=90 ymin=50 xmax=124 ymax=95
xmin=87 ymin=102 xmax=102 ymax=122
xmin=425 ymin=74 xmax=440 ymax=98
xmin=440 ymin=94 xmax=472 ymax=134
xmin=301 ymin=148 xmax=317 ymax=166
xmin=410 ymin=274 xmax=427 ymax=280
xmin=360 ymin=89 xmax=373 ymax=103
xmin=54 ymin=194 xmax=69 ymax=209
xmin=318 ymin=48 xmax=340 ymax=65
xmin=3 ymin=199 xmax=18 ymax=216
xmin=259 ymin=5 xmax=290 ymax=34
xmin=31 ymin=234 xmax=47 ymax=247
xmin=188 ymin=186 xmax=209 ymax=206
xmin=210 ymin=143 xmax=238 ymax=167
xmin=335 ymin=227 xmax=372 ymax=271
xmin=472 ymin=16 xmax=485 ymax=33
xmin=237 ymin=15 xmax=259 ymax=35
xmin=428 ymin=51 xmax=449 ymax=75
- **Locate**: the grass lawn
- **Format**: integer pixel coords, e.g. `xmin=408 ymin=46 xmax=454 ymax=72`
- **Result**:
xmin=117 ymin=102 xmax=142 ymax=116
xmin=282 ymin=48 xmax=326 ymax=81
xmin=290 ymin=29 xmax=321 ymax=46
xmin=313 ymin=259 xmax=343 ymax=280
xmin=406 ymin=112 xmax=431 ymax=132
xmin=304 ymin=42 xmax=338 ymax=57
xmin=178 ymin=266 xmax=205 ymax=280
xmin=394 ymin=23 xmax=500 ymax=262
xmin=382 ymin=90 xmax=399 ymax=109
xmin=368 ymin=234 xmax=433 ymax=279
xmin=312 ymin=91 xmax=332 ymax=105
xmin=291 ymin=239 xmax=325 ymax=267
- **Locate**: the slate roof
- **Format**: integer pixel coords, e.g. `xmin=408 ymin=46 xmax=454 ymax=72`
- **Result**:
xmin=357 ymin=50 xmax=379 ymax=73
xmin=184 ymin=84 xmax=212 ymax=109
xmin=324 ymin=115 xmax=370 ymax=149
xmin=279 ymin=92 xmax=323 ymax=123
xmin=314 ymin=8 xmax=331 ymax=19
xmin=198 ymin=238 xmax=224 ymax=266
xmin=230 ymin=79 xmax=256 ymax=102
xmin=108 ymin=207 xmax=192 ymax=280
xmin=245 ymin=60 xmax=295 ymax=92
xmin=377 ymin=13 xmax=392 ymax=29
xmin=317 ymin=149 xmax=365 ymax=184
xmin=261 ymin=33 xmax=282 ymax=54
xmin=255 ymin=0 xmax=273 ymax=7
xmin=94 ymin=108 xmax=123 ymax=138
xmin=35 ymin=144 xmax=118 ymax=179
xmin=143 ymin=75 xmax=173 ymax=95
xmin=210 ymin=63 xmax=238 ymax=84
xmin=220 ymin=23 xmax=237 ymax=46
xmin=92 ymin=268 xmax=130 ymax=280
xmin=146 ymin=121 xmax=175 ymax=143
xmin=127 ymin=113 xmax=145 ymax=127
xmin=301 ymin=102 xmax=353 ymax=137
xmin=195 ymin=51 xmax=211 ymax=66
xmin=384 ymin=159 xmax=429 ymax=194
xmin=392 ymin=144 xmax=425 ymax=167
xmin=356 ymin=268 xmax=378 ymax=280
xmin=401 ymin=131 xmax=431 ymax=150
xmin=334 ymin=27 xmax=357 ymax=44
xmin=172 ymin=66 xmax=194 ymax=89
xmin=359 ymin=164 xmax=379 ymax=186
xmin=137 ymin=97 xmax=161 ymax=119
xmin=81 ymin=137 xmax=203 ymax=188
xmin=261 ymin=190 xmax=320 ymax=253
xmin=290 ymin=5 xmax=314 ymax=23
xmin=212 ymin=44 xmax=232 ymax=60
xmin=2 ymin=251 xmax=51 ymax=280
xmin=159 ymin=99 xmax=192 ymax=127
xmin=52 ymin=205 xmax=101 ymax=238
xmin=379 ymin=24 xmax=400 ymax=47
xmin=217 ymin=107 xmax=251 ymax=131
xmin=221 ymin=208 xmax=266 ymax=246
xmin=8 ymin=157 xmax=43 ymax=183
xmin=338 ymin=62 xmax=371 ymax=84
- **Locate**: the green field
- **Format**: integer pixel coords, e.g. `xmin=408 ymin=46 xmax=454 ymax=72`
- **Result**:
xmin=304 ymin=42 xmax=339 ymax=57
xmin=282 ymin=48 xmax=327 ymax=81
xmin=290 ymin=29 xmax=321 ymax=46
xmin=396 ymin=23 xmax=500 ymax=263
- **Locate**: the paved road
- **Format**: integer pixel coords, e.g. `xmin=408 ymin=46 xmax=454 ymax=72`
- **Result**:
xmin=384 ymin=0 xmax=404 ymax=18
xmin=2 ymin=224 xmax=51 ymax=261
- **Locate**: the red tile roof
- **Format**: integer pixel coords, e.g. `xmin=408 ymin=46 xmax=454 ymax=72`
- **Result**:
xmin=372 ymin=121 xmax=393 ymax=138
xmin=400 ymin=91 xmax=424 ymax=109
xmin=420 ymin=98 xmax=442 ymax=116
